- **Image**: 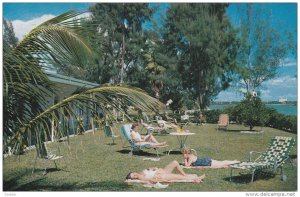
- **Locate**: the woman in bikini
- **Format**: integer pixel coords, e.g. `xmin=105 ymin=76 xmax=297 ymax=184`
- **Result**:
xmin=182 ymin=148 xmax=240 ymax=168
xmin=130 ymin=123 xmax=167 ymax=148
xmin=126 ymin=160 xmax=205 ymax=183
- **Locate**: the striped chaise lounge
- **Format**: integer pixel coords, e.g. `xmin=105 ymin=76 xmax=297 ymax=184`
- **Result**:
xmin=229 ymin=136 xmax=296 ymax=183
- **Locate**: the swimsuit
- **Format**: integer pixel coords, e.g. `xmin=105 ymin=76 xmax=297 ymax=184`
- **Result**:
xmin=143 ymin=169 xmax=157 ymax=179
xmin=192 ymin=157 xmax=212 ymax=166
xmin=131 ymin=131 xmax=142 ymax=141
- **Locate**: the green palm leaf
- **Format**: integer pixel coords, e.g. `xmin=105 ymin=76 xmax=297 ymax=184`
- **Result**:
xmin=7 ymin=85 xmax=164 ymax=154
xmin=4 ymin=11 xmax=163 ymax=157
xmin=3 ymin=11 xmax=96 ymax=149
xmin=15 ymin=10 xmax=94 ymax=70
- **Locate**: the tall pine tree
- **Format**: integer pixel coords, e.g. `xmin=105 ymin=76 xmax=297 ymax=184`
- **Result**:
xmin=163 ymin=3 xmax=237 ymax=110
xmin=87 ymin=3 xmax=154 ymax=84
xmin=235 ymin=4 xmax=291 ymax=93
xmin=3 ymin=19 xmax=18 ymax=48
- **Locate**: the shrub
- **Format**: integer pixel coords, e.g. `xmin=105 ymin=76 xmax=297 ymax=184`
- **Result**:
xmin=204 ymin=109 xmax=222 ymax=123
xmin=234 ymin=94 xmax=269 ymax=131
xmin=222 ymin=100 xmax=297 ymax=134
xmin=223 ymin=106 xmax=240 ymax=124
xmin=265 ymin=108 xmax=297 ymax=134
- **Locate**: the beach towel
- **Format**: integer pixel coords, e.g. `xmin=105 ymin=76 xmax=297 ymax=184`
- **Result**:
xmin=143 ymin=157 xmax=160 ymax=162
xmin=143 ymin=182 xmax=169 ymax=189
xmin=125 ymin=174 xmax=200 ymax=184
xmin=125 ymin=179 xmax=197 ymax=183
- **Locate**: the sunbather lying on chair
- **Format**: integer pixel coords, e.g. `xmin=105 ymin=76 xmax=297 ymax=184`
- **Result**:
xmin=140 ymin=119 xmax=164 ymax=134
xmin=157 ymin=120 xmax=179 ymax=129
xmin=130 ymin=123 xmax=167 ymax=148
xmin=182 ymin=148 xmax=239 ymax=168
xmin=126 ymin=160 xmax=205 ymax=183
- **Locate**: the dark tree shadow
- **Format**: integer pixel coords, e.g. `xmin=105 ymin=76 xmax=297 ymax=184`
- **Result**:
xmin=163 ymin=150 xmax=182 ymax=155
xmin=6 ymin=180 xmax=130 ymax=191
xmin=4 ymin=168 xmax=130 ymax=191
xmin=223 ymin=171 xmax=276 ymax=184
xmin=3 ymin=169 xmax=35 ymax=191
xmin=116 ymin=149 xmax=163 ymax=157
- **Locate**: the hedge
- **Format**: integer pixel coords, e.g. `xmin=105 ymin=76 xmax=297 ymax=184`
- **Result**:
xmin=204 ymin=108 xmax=297 ymax=134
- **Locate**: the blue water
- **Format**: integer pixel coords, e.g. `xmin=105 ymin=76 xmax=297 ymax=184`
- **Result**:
xmin=209 ymin=104 xmax=297 ymax=116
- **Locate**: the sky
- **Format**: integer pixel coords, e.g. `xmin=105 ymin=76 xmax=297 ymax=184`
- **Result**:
xmin=3 ymin=2 xmax=298 ymax=102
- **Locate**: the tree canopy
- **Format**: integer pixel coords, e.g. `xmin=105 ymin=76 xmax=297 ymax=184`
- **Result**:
xmin=162 ymin=3 xmax=238 ymax=109
xmin=235 ymin=4 xmax=291 ymax=93
xmin=87 ymin=3 xmax=155 ymax=84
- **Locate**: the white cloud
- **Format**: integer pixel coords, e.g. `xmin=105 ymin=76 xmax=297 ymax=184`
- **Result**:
xmin=260 ymin=89 xmax=272 ymax=99
xmin=12 ymin=14 xmax=56 ymax=41
xmin=264 ymin=76 xmax=297 ymax=87
xmin=12 ymin=12 xmax=92 ymax=41
xmin=216 ymin=75 xmax=297 ymax=102
xmin=280 ymin=57 xmax=297 ymax=67
xmin=215 ymin=90 xmax=244 ymax=102
xmin=239 ymin=88 xmax=247 ymax=93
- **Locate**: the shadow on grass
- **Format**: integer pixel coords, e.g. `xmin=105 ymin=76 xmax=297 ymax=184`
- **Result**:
xmin=4 ymin=168 xmax=129 ymax=191
xmin=5 ymin=180 xmax=130 ymax=191
xmin=163 ymin=150 xmax=182 ymax=155
xmin=223 ymin=171 xmax=276 ymax=184
xmin=117 ymin=149 xmax=163 ymax=157
xmin=3 ymin=168 xmax=35 ymax=191
xmin=290 ymin=154 xmax=297 ymax=159
xmin=220 ymin=129 xmax=245 ymax=132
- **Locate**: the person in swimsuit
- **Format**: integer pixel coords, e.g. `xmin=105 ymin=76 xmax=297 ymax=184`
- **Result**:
xmin=182 ymin=148 xmax=240 ymax=168
xmin=130 ymin=123 xmax=167 ymax=147
xmin=126 ymin=160 xmax=205 ymax=183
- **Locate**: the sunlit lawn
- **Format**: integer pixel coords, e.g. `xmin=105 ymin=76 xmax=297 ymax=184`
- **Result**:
xmin=3 ymin=123 xmax=297 ymax=191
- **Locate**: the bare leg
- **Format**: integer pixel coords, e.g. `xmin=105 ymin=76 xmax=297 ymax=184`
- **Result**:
xmin=211 ymin=160 xmax=240 ymax=168
xmin=160 ymin=173 xmax=205 ymax=183
xmin=144 ymin=135 xmax=166 ymax=145
xmin=170 ymin=123 xmax=179 ymax=129
xmin=144 ymin=134 xmax=159 ymax=143
xmin=163 ymin=161 xmax=187 ymax=176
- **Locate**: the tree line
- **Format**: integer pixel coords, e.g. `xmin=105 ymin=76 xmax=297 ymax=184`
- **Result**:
xmin=81 ymin=3 xmax=293 ymax=111
xmin=4 ymin=3 xmax=294 ymax=111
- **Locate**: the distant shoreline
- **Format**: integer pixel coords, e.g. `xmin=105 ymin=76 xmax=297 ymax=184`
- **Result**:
xmin=209 ymin=103 xmax=297 ymax=116
xmin=265 ymin=103 xmax=296 ymax=106
xmin=212 ymin=101 xmax=297 ymax=105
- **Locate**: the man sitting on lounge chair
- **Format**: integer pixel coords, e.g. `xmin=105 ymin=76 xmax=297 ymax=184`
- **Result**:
xmin=130 ymin=123 xmax=168 ymax=148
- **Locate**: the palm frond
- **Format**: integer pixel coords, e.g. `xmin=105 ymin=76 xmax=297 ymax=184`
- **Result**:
xmin=15 ymin=26 xmax=93 ymax=69
xmin=7 ymin=86 xmax=164 ymax=154
xmin=3 ymin=11 xmax=97 ymax=143
xmin=14 ymin=11 xmax=94 ymax=70
xmin=3 ymin=41 xmax=54 ymax=138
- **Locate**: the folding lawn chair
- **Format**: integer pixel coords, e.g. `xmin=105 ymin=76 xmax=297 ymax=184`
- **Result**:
xmin=103 ymin=125 xmax=122 ymax=145
xmin=32 ymin=142 xmax=64 ymax=175
xmin=218 ymin=114 xmax=229 ymax=130
xmin=121 ymin=124 xmax=160 ymax=157
xmin=229 ymin=136 xmax=296 ymax=183
xmin=140 ymin=119 xmax=162 ymax=135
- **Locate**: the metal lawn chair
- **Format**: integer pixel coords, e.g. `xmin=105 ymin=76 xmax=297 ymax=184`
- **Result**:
xmin=229 ymin=136 xmax=296 ymax=183
xmin=121 ymin=124 xmax=160 ymax=157
xmin=103 ymin=125 xmax=122 ymax=145
xmin=32 ymin=142 xmax=64 ymax=175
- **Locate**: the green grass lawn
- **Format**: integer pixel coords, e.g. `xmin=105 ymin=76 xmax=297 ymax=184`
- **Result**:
xmin=3 ymin=123 xmax=297 ymax=191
